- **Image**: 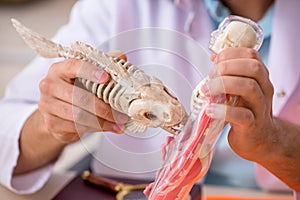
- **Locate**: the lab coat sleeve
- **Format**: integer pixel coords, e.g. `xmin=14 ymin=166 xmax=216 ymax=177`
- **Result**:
xmin=0 ymin=0 xmax=112 ymax=194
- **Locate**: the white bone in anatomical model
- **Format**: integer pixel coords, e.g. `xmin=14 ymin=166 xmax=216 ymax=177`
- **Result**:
xmin=11 ymin=19 xmax=188 ymax=135
xmin=210 ymin=21 xmax=257 ymax=54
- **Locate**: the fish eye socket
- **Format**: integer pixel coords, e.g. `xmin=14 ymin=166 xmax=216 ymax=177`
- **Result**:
xmin=144 ymin=112 xmax=157 ymax=120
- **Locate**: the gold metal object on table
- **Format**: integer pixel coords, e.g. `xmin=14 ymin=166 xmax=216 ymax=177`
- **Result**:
xmin=82 ymin=170 xmax=148 ymax=200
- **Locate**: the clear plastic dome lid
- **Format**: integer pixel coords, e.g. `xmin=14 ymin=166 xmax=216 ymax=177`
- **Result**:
xmin=209 ymin=15 xmax=264 ymax=54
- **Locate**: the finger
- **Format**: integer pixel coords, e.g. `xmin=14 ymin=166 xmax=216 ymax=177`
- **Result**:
xmin=42 ymin=112 xmax=98 ymax=135
xmin=213 ymin=59 xmax=272 ymax=97
xmin=52 ymin=132 xmax=81 ymax=143
xmin=72 ymin=104 xmax=126 ymax=133
xmin=214 ymin=47 xmax=262 ymax=64
xmin=210 ymin=54 xmax=217 ymax=62
xmin=41 ymin=105 xmax=125 ymax=135
xmin=71 ymin=84 xmax=122 ymax=123
xmin=39 ymin=77 xmax=128 ymax=123
xmin=49 ymin=59 xmax=110 ymax=84
xmin=52 ymin=119 xmax=123 ymax=143
xmin=205 ymin=103 xmax=254 ymax=127
xmin=107 ymin=50 xmax=127 ymax=61
xmin=204 ymin=76 xmax=265 ymax=113
xmin=40 ymin=96 xmax=103 ymax=129
xmin=72 ymin=84 xmax=128 ymax=124
xmin=43 ymin=114 xmax=118 ymax=143
xmin=40 ymin=93 xmax=126 ymax=132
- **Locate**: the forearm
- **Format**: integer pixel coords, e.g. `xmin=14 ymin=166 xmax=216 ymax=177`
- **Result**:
xmin=13 ymin=110 xmax=66 ymax=175
xmin=253 ymin=118 xmax=300 ymax=193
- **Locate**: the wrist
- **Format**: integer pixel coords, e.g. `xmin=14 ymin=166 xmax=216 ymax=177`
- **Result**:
xmin=250 ymin=117 xmax=280 ymax=163
xmin=15 ymin=110 xmax=66 ymax=174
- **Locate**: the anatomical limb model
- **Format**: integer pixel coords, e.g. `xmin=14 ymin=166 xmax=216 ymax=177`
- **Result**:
xmin=144 ymin=15 xmax=264 ymax=200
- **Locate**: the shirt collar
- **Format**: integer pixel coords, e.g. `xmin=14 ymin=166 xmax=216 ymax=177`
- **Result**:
xmin=203 ymin=0 xmax=230 ymax=25
xmin=258 ymin=4 xmax=274 ymax=38
xmin=203 ymin=0 xmax=274 ymax=38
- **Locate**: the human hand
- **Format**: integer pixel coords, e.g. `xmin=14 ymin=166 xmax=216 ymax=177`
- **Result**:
xmin=38 ymin=50 xmax=128 ymax=143
xmin=203 ymin=47 xmax=277 ymax=161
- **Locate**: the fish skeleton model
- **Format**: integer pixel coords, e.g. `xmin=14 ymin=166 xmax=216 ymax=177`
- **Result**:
xmin=11 ymin=19 xmax=187 ymax=134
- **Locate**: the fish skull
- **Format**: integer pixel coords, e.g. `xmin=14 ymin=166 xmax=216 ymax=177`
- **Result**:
xmin=127 ymin=77 xmax=187 ymax=134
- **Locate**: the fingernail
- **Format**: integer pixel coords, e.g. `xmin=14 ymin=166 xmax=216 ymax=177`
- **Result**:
xmin=210 ymin=54 xmax=217 ymax=61
xmin=95 ymin=70 xmax=109 ymax=83
xmin=113 ymin=124 xmax=125 ymax=134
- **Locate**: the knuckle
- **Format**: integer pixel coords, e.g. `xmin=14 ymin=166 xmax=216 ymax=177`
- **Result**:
xmin=43 ymin=115 xmax=56 ymax=132
xmin=251 ymin=60 xmax=262 ymax=76
xmin=268 ymin=83 xmax=275 ymax=96
xmin=48 ymin=62 xmax=61 ymax=75
xmin=65 ymin=59 xmax=83 ymax=74
xmin=64 ymin=59 xmax=76 ymax=74
xmin=66 ymin=58 xmax=78 ymax=66
xmin=243 ymin=111 xmax=254 ymax=124
xmin=247 ymin=79 xmax=258 ymax=92
xmin=256 ymin=90 xmax=265 ymax=103
xmin=39 ymin=78 xmax=52 ymax=94
xmin=265 ymin=85 xmax=273 ymax=97
xmin=245 ymin=48 xmax=258 ymax=59
xmin=38 ymin=97 xmax=48 ymax=111
xmin=72 ymin=107 xmax=84 ymax=122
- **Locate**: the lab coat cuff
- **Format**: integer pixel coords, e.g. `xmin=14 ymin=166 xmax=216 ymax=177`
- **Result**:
xmin=0 ymin=102 xmax=53 ymax=194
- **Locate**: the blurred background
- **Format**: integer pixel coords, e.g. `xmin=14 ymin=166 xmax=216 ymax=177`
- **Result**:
xmin=0 ymin=0 xmax=77 ymax=98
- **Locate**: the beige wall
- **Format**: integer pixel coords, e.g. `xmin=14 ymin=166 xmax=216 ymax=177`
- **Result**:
xmin=0 ymin=0 xmax=77 ymax=98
